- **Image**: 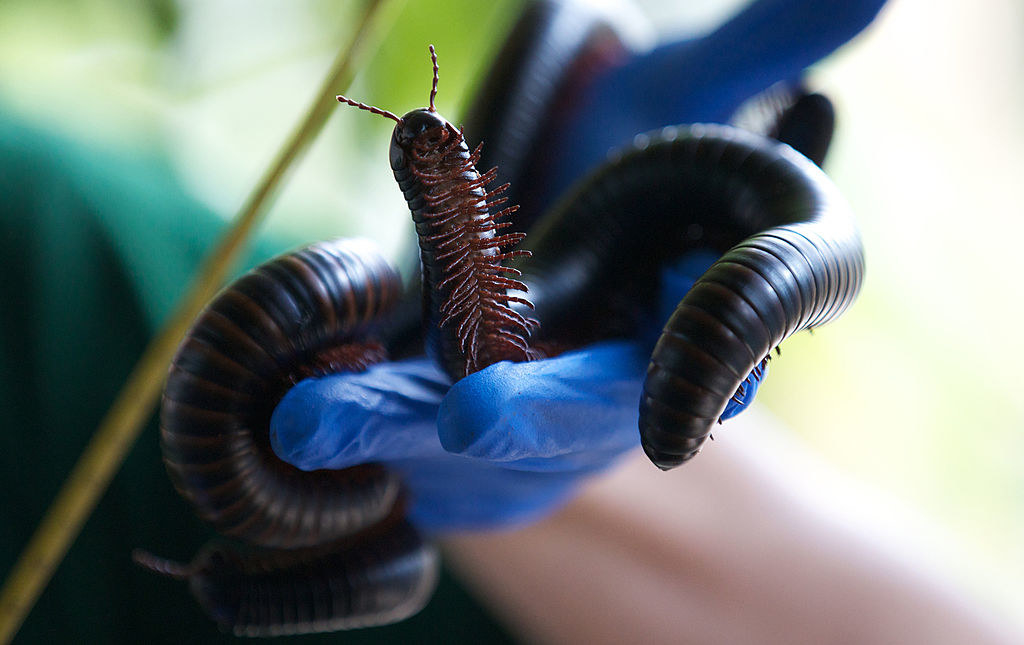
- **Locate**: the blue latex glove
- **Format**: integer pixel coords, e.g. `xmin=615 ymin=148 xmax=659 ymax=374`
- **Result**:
xmin=271 ymin=0 xmax=882 ymax=531
xmin=271 ymin=256 xmax=764 ymax=533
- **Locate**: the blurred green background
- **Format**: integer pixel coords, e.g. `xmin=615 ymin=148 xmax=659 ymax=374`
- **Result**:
xmin=0 ymin=0 xmax=1020 ymax=625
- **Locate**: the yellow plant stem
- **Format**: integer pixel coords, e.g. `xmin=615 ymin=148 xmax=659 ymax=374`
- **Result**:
xmin=0 ymin=1 xmax=396 ymax=641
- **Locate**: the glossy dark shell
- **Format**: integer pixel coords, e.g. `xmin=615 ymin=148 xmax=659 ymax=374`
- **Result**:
xmin=731 ymin=83 xmax=836 ymax=167
xmin=186 ymin=520 xmax=438 ymax=637
xmin=512 ymin=124 xmax=863 ymax=469
xmin=160 ymin=238 xmax=403 ymax=548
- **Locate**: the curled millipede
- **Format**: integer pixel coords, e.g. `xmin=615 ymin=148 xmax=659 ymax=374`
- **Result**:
xmin=510 ymin=123 xmax=863 ymax=469
xmin=132 ymin=517 xmax=438 ymax=637
xmin=339 ymin=45 xmax=537 ymax=379
xmin=160 ymin=238 xmax=402 ymax=549
xmin=149 ymin=238 xmax=438 ymax=632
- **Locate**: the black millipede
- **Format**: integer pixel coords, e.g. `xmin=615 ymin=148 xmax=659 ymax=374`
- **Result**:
xmin=160 ymin=238 xmax=403 ymax=549
xmin=133 ymin=517 xmax=437 ymax=637
xmin=508 ymin=123 xmax=863 ymax=469
xmin=140 ymin=238 xmax=438 ymax=632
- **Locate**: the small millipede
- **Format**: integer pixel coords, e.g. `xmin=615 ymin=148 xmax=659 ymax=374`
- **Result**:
xmin=382 ymin=1 xmax=632 ymax=360
xmin=142 ymin=41 xmax=864 ymax=636
xmin=338 ymin=45 xmax=539 ymax=378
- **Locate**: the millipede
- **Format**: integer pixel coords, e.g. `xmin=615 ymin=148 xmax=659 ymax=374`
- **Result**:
xmin=509 ymin=123 xmax=863 ymax=469
xmin=133 ymin=516 xmax=437 ymax=637
xmin=339 ymin=45 xmax=538 ymax=378
xmin=137 ymin=238 xmax=438 ymax=634
xmin=140 ymin=40 xmax=863 ymax=635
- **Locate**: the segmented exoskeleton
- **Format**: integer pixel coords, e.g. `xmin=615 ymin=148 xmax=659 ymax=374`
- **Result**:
xmin=140 ymin=238 xmax=439 ymax=634
xmin=512 ymin=124 xmax=862 ymax=469
xmin=160 ymin=239 xmax=402 ymax=548
xmin=133 ymin=517 xmax=436 ymax=637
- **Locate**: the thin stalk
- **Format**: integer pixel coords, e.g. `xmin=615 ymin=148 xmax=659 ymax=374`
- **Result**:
xmin=0 ymin=1 xmax=394 ymax=641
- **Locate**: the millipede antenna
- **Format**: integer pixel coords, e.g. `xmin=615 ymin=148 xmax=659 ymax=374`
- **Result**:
xmin=336 ymin=95 xmax=402 ymax=124
xmin=428 ymin=45 xmax=439 ymax=111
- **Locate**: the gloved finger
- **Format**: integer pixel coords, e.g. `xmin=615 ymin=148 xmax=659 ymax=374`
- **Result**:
xmin=390 ymin=457 xmax=584 ymax=533
xmin=437 ymin=341 xmax=648 ymax=472
xmin=270 ymin=357 xmax=451 ymax=471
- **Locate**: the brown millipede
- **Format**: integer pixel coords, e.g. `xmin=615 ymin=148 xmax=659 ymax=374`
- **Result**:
xmin=338 ymin=45 xmax=538 ymax=379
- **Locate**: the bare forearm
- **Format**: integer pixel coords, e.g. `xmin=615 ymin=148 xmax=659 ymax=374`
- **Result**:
xmin=443 ymin=412 xmax=1020 ymax=645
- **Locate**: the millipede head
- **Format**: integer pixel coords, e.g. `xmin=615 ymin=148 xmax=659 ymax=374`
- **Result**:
xmin=393 ymin=109 xmax=453 ymax=150
xmin=337 ymin=45 xmax=460 ymax=159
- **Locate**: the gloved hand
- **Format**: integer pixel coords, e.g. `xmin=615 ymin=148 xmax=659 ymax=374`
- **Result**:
xmin=269 ymin=0 xmax=888 ymax=534
xmin=271 ymin=254 xmax=765 ymax=534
